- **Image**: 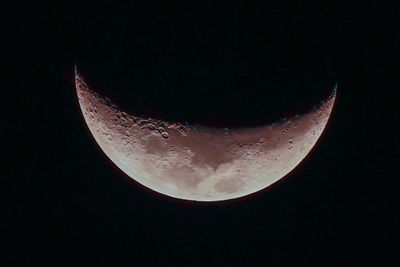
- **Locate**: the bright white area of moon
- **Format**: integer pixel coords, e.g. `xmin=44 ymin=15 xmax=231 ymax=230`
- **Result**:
xmin=76 ymin=69 xmax=336 ymax=201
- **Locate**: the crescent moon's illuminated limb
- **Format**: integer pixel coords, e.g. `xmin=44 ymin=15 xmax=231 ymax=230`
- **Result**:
xmin=75 ymin=66 xmax=336 ymax=201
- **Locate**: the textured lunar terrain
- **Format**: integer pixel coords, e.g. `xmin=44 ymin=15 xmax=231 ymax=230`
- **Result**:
xmin=76 ymin=68 xmax=336 ymax=201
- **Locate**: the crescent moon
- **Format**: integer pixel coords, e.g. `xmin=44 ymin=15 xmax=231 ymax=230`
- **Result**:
xmin=75 ymin=67 xmax=336 ymax=201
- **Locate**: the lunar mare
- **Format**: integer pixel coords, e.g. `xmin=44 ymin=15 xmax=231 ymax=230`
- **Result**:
xmin=75 ymin=68 xmax=336 ymax=201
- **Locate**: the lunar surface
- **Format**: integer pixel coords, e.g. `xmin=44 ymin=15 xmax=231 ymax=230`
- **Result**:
xmin=75 ymin=67 xmax=336 ymax=201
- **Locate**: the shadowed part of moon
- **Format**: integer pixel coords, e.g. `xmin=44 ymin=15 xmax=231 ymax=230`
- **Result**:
xmin=214 ymin=177 xmax=246 ymax=194
xmin=75 ymin=67 xmax=336 ymax=201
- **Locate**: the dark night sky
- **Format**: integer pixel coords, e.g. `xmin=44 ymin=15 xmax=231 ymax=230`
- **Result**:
xmin=5 ymin=1 xmax=398 ymax=265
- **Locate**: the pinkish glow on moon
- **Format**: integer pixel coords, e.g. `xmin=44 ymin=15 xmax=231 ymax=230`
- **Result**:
xmin=75 ymin=67 xmax=336 ymax=201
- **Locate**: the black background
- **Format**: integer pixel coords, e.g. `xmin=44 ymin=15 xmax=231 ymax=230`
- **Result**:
xmin=5 ymin=1 xmax=398 ymax=265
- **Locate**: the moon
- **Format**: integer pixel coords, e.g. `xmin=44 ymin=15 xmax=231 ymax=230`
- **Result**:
xmin=75 ymin=67 xmax=336 ymax=201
